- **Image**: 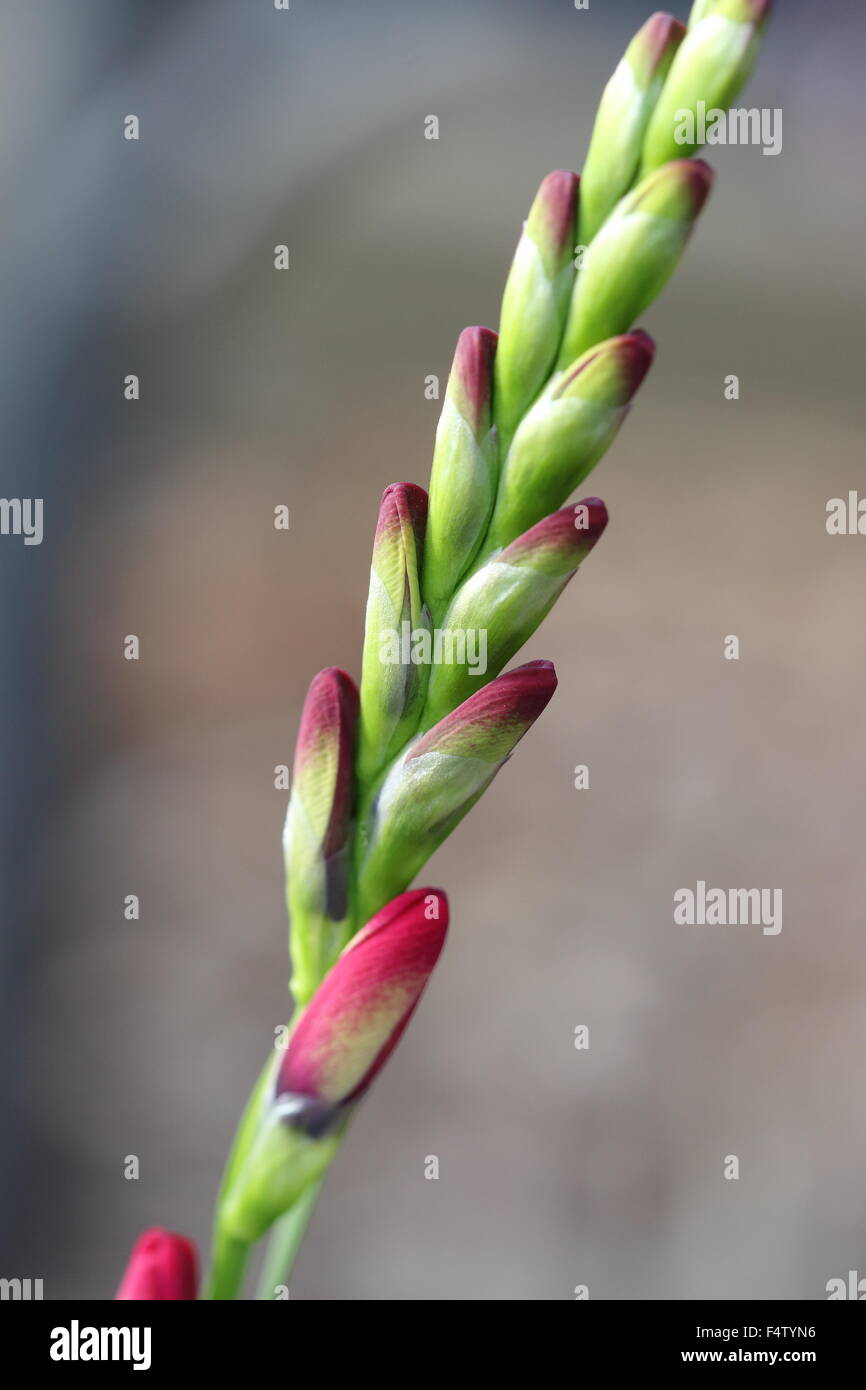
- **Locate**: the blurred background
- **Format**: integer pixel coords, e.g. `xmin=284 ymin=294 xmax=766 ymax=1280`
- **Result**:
xmin=1 ymin=0 xmax=865 ymax=1300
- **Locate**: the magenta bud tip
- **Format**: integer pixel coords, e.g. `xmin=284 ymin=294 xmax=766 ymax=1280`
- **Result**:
xmin=116 ymin=1228 xmax=199 ymax=1302
xmin=679 ymin=157 xmax=715 ymax=215
xmin=632 ymin=13 xmax=687 ymax=86
xmin=500 ymin=500 xmax=609 ymax=573
xmin=619 ymin=329 xmax=657 ymax=394
xmin=374 ymin=482 xmax=429 ymax=548
xmin=452 ymin=326 xmax=497 ymax=434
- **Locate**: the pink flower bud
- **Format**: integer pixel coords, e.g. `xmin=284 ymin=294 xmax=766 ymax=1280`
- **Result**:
xmin=277 ymin=888 xmax=449 ymax=1106
xmin=291 ymin=667 xmax=359 ymax=894
xmin=285 ymin=667 xmax=360 ymax=1004
xmin=116 ymin=1228 xmax=198 ymax=1301
xmin=358 ymin=483 xmax=430 ymax=779
xmin=409 ymin=660 xmax=557 ymax=765
xmin=448 ymin=325 xmax=497 ymax=441
xmin=499 ymin=498 xmax=609 ymax=576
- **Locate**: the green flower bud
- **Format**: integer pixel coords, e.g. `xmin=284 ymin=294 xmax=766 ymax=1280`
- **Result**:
xmin=355 ymin=662 xmax=557 ymax=924
xmin=357 ymin=483 xmax=430 ymax=781
xmin=216 ymin=890 xmax=448 ymax=1246
xmin=579 ymin=13 xmax=686 ymax=245
xmin=641 ymin=1 xmax=772 ymax=172
xmin=423 ymin=327 xmax=498 ymax=620
xmin=423 ymin=500 xmax=608 ymax=725
xmin=495 ymin=171 xmax=580 ymax=442
xmin=217 ymin=1092 xmax=344 ymax=1247
xmin=688 ymin=0 xmax=769 ymax=32
xmin=284 ymin=667 xmax=359 ymax=1006
xmin=687 ymin=0 xmax=716 ymax=21
xmin=485 ymin=332 xmax=654 ymax=551
xmin=557 ymin=159 xmax=713 ymax=369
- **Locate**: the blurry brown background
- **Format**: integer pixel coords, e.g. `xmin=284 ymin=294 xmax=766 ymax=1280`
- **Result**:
xmin=1 ymin=0 xmax=865 ymax=1299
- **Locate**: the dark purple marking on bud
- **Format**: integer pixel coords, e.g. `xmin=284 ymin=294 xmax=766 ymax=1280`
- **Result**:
xmin=273 ymin=1090 xmax=348 ymax=1140
xmin=324 ymin=852 xmax=349 ymax=921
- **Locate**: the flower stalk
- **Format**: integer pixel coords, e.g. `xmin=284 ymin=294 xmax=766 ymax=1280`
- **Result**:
xmin=118 ymin=1 xmax=773 ymax=1299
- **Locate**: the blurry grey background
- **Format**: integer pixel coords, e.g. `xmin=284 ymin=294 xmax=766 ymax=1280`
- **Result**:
xmin=2 ymin=0 xmax=865 ymax=1300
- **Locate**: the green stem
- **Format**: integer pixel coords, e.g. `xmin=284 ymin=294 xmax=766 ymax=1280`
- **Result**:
xmin=255 ymin=1176 xmax=326 ymax=1300
xmin=203 ymin=1230 xmax=252 ymax=1301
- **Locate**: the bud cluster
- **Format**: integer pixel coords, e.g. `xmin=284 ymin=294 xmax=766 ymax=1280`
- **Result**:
xmin=125 ymin=0 xmax=775 ymax=1302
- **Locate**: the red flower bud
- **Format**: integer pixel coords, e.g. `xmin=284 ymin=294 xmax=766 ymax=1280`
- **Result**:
xmin=116 ymin=1228 xmax=198 ymax=1301
xmin=277 ymin=889 xmax=448 ymax=1106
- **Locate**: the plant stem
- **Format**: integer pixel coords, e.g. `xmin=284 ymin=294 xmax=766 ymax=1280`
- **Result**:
xmin=203 ymin=1231 xmax=251 ymax=1301
xmin=255 ymin=1176 xmax=326 ymax=1300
